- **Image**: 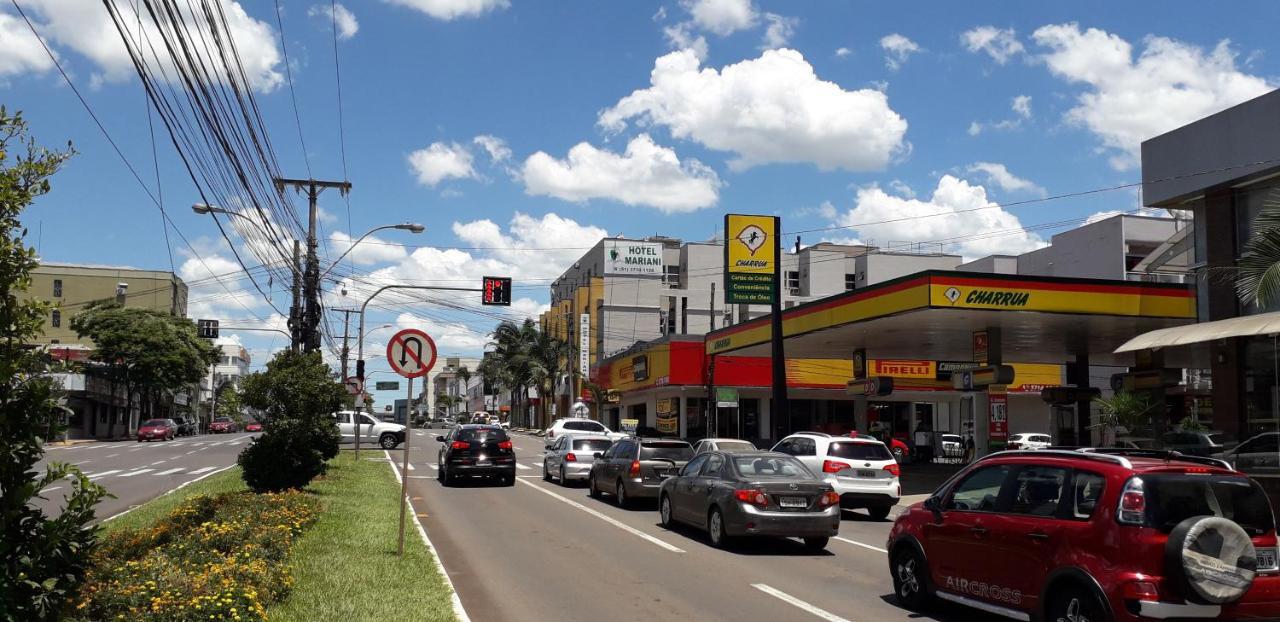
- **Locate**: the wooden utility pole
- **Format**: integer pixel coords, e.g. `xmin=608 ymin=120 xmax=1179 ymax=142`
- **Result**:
xmin=273 ymin=177 xmax=351 ymax=353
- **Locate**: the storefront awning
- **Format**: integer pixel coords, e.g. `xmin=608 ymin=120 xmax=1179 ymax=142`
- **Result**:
xmin=1115 ymin=311 xmax=1280 ymax=353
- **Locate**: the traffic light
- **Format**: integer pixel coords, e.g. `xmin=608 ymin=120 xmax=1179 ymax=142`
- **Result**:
xmin=355 ymin=359 xmax=365 ymax=380
xmin=197 ymin=319 xmax=219 ymax=339
xmin=482 ymin=276 xmax=512 ymax=306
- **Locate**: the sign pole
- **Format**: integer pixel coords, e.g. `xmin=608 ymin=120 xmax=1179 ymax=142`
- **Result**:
xmin=769 ymin=215 xmax=788 ymax=439
xmin=398 ymin=375 xmax=413 ymax=556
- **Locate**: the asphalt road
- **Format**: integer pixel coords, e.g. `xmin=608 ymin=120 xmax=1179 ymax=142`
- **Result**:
xmin=35 ymin=432 xmax=257 ymax=521
xmin=396 ymin=429 xmax=977 ymax=622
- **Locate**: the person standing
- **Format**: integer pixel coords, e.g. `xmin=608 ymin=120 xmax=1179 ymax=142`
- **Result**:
xmin=963 ymin=434 xmax=975 ymax=463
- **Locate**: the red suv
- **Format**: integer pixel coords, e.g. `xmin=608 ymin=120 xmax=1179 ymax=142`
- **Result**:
xmin=887 ymin=449 xmax=1280 ymax=621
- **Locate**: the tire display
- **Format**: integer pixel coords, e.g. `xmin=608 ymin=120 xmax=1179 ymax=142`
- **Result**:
xmin=1165 ymin=515 xmax=1258 ymax=605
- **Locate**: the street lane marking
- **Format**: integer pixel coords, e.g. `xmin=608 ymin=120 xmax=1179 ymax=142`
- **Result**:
xmin=516 ymin=480 xmax=686 ymax=553
xmin=515 ymin=463 xmax=530 ymax=470
xmin=185 ymin=451 xmax=198 ymax=455
xmin=104 ymin=464 xmax=236 ymax=523
xmin=188 ymin=466 xmax=217 ymax=475
xmin=834 ymin=537 xmax=887 ymax=554
xmin=151 ymin=460 xmax=168 ymax=466
xmin=156 ymin=468 xmax=186 ymax=475
xmin=118 ymin=469 xmax=155 ymax=478
xmin=428 ymin=464 xmax=439 ymax=470
xmin=87 ymin=470 xmax=121 ymax=479
xmin=751 ymin=584 xmax=853 ymax=622
xmin=405 ymin=463 xmax=416 ymax=471
xmin=407 ymin=475 xmax=433 ymax=479
xmin=105 ymin=454 xmax=119 ymax=458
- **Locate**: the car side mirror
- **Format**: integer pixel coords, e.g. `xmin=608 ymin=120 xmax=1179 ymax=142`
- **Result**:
xmin=435 ymin=435 xmax=445 ymax=442
xmin=593 ymin=452 xmax=604 ymax=460
xmin=923 ymin=496 xmax=944 ymax=522
xmin=545 ymin=441 xmax=555 ymax=449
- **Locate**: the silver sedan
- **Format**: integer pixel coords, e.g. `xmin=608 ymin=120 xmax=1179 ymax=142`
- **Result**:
xmin=543 ymin=434 xmax=614 ymax=485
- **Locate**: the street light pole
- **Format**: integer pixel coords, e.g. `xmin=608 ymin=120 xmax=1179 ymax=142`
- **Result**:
xmin=272 ymin=178 xmax=352 ymax=354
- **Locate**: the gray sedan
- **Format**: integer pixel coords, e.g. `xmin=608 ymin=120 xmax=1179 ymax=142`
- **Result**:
xmin=658 ymin=451 xmax=840 ymax=551
xmin=543 ymin=434 xmax=613 ymax=485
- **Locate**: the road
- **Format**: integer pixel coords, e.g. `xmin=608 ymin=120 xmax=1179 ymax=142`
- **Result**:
xmin=35 ymin=432 xmax=256 ymax=521
xmin=397 ymin=429 xmax=975 ymax=622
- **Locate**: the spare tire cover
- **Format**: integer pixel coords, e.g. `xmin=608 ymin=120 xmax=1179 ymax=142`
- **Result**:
xmin=1165 ymin=515 xmax=1258 ymax=604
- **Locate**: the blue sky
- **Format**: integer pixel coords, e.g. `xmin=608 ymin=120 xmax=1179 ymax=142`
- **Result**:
xmin=3 ymin=0 xmax=1279 ymax=405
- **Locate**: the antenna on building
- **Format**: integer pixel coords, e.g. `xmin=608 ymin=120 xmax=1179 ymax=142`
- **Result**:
xmin=795 ymin=236 xmax=801 ymax=254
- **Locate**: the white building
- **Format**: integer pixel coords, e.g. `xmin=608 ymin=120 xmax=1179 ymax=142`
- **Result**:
xmin=198 ymin=341 xmax=250 ymax=421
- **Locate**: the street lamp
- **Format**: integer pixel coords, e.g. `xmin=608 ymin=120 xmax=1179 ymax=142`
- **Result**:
xmin=320 ymin=223 xmax=425 ymax=280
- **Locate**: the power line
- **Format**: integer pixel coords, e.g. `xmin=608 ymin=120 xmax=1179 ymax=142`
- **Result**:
xmin=272 ymin=0 xmax=311 ymax=178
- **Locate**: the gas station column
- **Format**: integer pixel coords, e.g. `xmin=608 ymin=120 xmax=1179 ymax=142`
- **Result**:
xmin=1066 ymin=352 xmax=1091 ymax=445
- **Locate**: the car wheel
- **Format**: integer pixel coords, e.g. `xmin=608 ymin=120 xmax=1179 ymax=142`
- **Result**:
xmin=542 ymin=461 xmax=551 ymax=482
xmin=504 ymin=473 xmax=516 ymax=487
xmin=441 ymin=464 xmax=453 ymax=487
xmin=615 ymin=480 xmax=629 ymax=508
xmin=1046 ymin=582 xmax=1107 ymax=622
xmin=892 ymin=546 xmax=931 ymax=611
xmin=868 ymin=506 xmax=892 ymax=521
xmin=380 ymin=434 xmax=399 ymax=450
xmin=588 ymin=474 xmax=601 ymax=499
xmin=708 ymin=508 xmax=730 ymax=548
xmin=803 ymin=537 xmax=829 ymax=551
xmin=659 ymin=495 xmax=674 ymax=528
xmin=559 ymin=465 xmax=568 ymax=486
xmin=892 ymin=446 xmax=905 ymax=461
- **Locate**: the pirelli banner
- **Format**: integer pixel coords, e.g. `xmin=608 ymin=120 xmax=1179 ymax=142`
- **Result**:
xmin=724 ymin=214 xmax=779 ymax=305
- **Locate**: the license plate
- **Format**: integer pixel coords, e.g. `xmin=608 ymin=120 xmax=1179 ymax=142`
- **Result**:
xmin=476 ymin=455 xmax=491 ymax=466
xmin=1259 ymin=547 xmax=1278 ymax=571
xmin=857 ymin=469 xmax=876 ymax=478
xmin=779 ymin=497 xmax=807 ymax=508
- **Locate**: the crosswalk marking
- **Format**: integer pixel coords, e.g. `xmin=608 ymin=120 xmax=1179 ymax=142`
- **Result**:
xmin=87 ymin=470 xmax=121 ymax=479
xmin=151 ymin=460 xmax=168 ymax=466
xmin=515 ymin=463 xmax=530 ymax=470
xmin=428 ymin=464 xmax=439 ymax=470
xmin=118 ymin=469 xmax=154 ymax=478
xmin=188 ymin=466 xmax=217 ymax=475
xmin=156 ymin=467 xmax=186 ymax=475
xmin=405 ymin=463 xmax=415 ymax=471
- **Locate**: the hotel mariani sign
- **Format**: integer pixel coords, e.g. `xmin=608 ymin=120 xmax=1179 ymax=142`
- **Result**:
xmin=604 ymin=240 xmax=663 ymax=275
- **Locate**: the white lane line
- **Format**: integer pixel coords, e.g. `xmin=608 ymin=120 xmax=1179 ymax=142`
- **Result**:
xmin=104 ymin=464 xmax=236 ymax=523
xmin=118 ymin=469 xmax=155 ymax=478
xmin=751 ymin=584 xmax=853 ymax=622
xmin=87 ymin=470 xmax=121 ymax=480
xmin=428 ymin=464 xmax=439 ymax=470
xmin=105 ymin=454 xmax=119 ymax=458
xmin=407 ymin=475 xmax=433 ymax=479
xmin=515 ymin=463 xmax=530 ymax=470
xmin=156 ymin=467 xmax=186 ymax=476
xmin=150 ymin=460 xmax=168 ymax=466
xmin=834 ymin=537 xmax=887 ymax=554
xmin=405 ymin=463 xmax=416 ymax=471
xmin=41 ymin=486 xmax=62 ymax=493
xmin=188 ymin=466 xmax=217 ymax=475
xmin=516 ymin=480 xmax=686 ymax=553
xmin=384 ymin=450 xmax=472 ymax=622
xmin=130 ymin=448 xmax=141 ymax=452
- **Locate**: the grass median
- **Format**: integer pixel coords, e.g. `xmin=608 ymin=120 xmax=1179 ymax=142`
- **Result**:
xmin=93 ymin=453 xmax=457 ymax=621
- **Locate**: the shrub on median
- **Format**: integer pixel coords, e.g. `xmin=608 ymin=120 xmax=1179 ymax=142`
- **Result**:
xmin=238 ymin=417 xmax=339 ymax=493
xmin=70 ymin=490 xmax=319 ymax=621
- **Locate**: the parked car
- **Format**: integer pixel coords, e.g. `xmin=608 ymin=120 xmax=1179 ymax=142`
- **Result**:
xmin=244 ymin=421 xmax=263 ymax=432
xmin=887 ymin=448 xmax=1279 ymax=621
xmin=1216 ymin=431 xmax=1280 ymax=477
xmin=137 ymin=418 xmax=177 ymax=442
xmin=1163 ymin=430 xmax=1238 ymax=457
xmin=208 ymin=417 xmax=237 ymax=434
xmin=773 ymin=432 xmax=900 ymax=520
xmin=1113 ymin=436 xmax=1158 ymax=450
xmin=588 ymin=436 xmax=694 ymax=507
xmin=436 ymin=424 xmax=516 ymax=486
xmin=1007 ymin=432 xmax=1052 ymax=450
xmin=546 ymin=417 xmax=623 ymax=443
xmin=171 ymin=417 xmax=197 ymax=437
xmin=332 ymin=410 xmax=405 ymax=449
xmin=692 ymin=438 xmax=757 ymax=454
xmin=659 ymin=451 xmax=840 ymax=551
xmin=543 ymin=434 xmax=613 ymax=485
xmin=940 ymin=434 xmax=964 ymax=459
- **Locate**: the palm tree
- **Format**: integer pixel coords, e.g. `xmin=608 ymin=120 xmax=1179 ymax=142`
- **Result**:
xmin=527 ymin=329 xmax=571 ymax=428
xmin=456 ymin=366 xmax=472 ymax=412
xmin=1234 ymin=191 xmax=1280 ymax=307
xmin=490 ymin=320 xmax=537 ymax=427
xmin=1090 ymin=391 xmax=1156 ymax=446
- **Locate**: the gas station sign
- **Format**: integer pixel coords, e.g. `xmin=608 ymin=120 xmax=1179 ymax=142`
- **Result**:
xmin=724 ymin=214 xmax=778 ymax=304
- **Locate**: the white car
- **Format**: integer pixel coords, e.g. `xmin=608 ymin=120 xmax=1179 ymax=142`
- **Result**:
xmin=544 ymin=417 xmax=624 ymax=442
xmin=332 ymin=410 xmax=406 ymax=449
xmin=692 ymin=438 xmax=757 ymax=454
xmin=543 ymin=434 xmax=614 ymax=485
xmin=771 ymin=432 xmax=900 ymax=520
xmin=1008 ymin=432 xmax=1052 ymax=450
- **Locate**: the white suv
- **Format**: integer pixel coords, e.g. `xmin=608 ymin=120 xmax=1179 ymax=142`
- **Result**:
xmin=771 ymin=432 xmax=900 ymax=520
xmin=545 ymin=417 xmax=624 ymax=442
xmin=1008 ymin=432 xmax=1052 ymax=450
xmin=332 ymin=410 xmax=406 ymax=449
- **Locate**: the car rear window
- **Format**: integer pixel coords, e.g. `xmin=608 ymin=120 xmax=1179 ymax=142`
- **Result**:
xmin=456 ymin=428 xmax=508 ymax=442
xmin=717 ymin=441 xmax=756 ymax=452
xmin=142 ymin=419 xmax=166 ymax=427
xmin=827 ymin=441 xmax=892 ymax=461
xmin=573 ymin=439 xmax=612 ymax=452
xmin=1142 ymin=474 xmax=1275 ymax=536
xmin=640 ymin=441 xmax=693 ymax=461
xmin=733 ymin=455 xmax=814 ymax=479
xmin=564 ymin=420 xmax=606 ymax=432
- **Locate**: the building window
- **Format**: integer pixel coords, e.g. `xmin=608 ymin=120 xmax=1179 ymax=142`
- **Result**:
xmin=663 ymin=265 xmax=680 ymax=288
xmin=51 ymin=310 xmax=60 ymax=328
xmin=52 ymin=279 xmax=62 ymax=298
xmin=786 ymin=271 xmax=801 ymax=295
xmin=845 ymin=274 xmax=856 ymax=291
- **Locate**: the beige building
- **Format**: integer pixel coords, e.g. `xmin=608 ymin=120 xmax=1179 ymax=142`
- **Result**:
xmin=26 ymin=262 xmax=188 ymax=346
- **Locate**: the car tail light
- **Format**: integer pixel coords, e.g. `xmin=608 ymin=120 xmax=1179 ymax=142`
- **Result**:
xmin=735 ymin=488 xmax=768 ymax=507
xmin=1118 ymin=477 xmax=1146 ymax=525
xmin=629 ymin=460 xmax=641 ymax=478
xmin=1122 ymin=581 xmax=1159 ymax=601
xmin=450 ymin=441 xmax=470 ymax=450
xmin=565 ymin=452 xmax=577 ymax=462
xmin=818 ymin=491 xmax=840 ymax=508
xmin=822 ymin=460 xmax=848 ymax=473
xmin=884 ymin=463 xmax=900 ymax=477
xmin=498 ymin=440 xmax=513 ymax=450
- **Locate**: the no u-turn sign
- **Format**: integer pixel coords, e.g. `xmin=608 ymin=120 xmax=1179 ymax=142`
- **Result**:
xmin=386 ymin=329 xmax=437 ymax=379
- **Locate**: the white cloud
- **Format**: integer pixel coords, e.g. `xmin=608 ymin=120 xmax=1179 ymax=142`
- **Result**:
xmin=330 ymin=230 xmax=409 ymax=266
xmin=386 ymin=0 xmax=508 ymax=21
xmin=880 ymin=33 xmax=920 ymax=71
xmin=682 ymin=0 xmax=757 ymax=36
xmin=663 ymin=23 xmax=709 ymax=60
xmin=760 ymin=13 xmax=797 ymax=50
xmin=309 ymin=3 xmax=358 ymax=40
xmin=452 ymin=212 xmax=608 ymax=276
xmin=520 ymin=134 xmax=721 ymax=212
xmin=835 ymin=175 xmax=1046 ymax=259
xmin=1011 ymin=94 xmax=1032 ymax=119
xmin=796 ymin=200 xmax=838 ymax=220
xmin=600 ymin=49 xmax=908 ymax=172
xmin=888 ymin=179 xmax=915 ymax=198
xmin=1033 ymin=23 xmax=1273 ymax=170
xmin=962 ymin=26 xmax=1024 ymax=64
xmin=967 ymin=121 xmax=982 ymax=136
xmin=13 ymin=1 xmax=282 ymax=91
xmin=965 ymin=162 xmax=1046 ymax=197
xmin=835 ymin=47 xmax=852 ymax=58
xmin=473 ymin=134 xmax=511 ymax=162
xmin=0 ymin=12 xmax=55 ymax=77
xmin=407 ymin=142 xmax=477 ymax=186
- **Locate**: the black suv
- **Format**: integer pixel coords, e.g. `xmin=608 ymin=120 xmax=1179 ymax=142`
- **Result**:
xmin=436 ymin=425 xmax=516 ymax=486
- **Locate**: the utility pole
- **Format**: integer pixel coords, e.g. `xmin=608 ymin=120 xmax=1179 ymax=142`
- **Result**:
xmin=709 ymin=281 xmax=716 ymax=331
xmin=273 ymin=177 xmax=351 ymax=353
xmin=334 ymin=309 xmax=359 ymax=381
xmin=289 ymin=240 xmax=302 ymax=352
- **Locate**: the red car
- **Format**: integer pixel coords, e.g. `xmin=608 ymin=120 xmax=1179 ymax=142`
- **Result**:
xmin=849 ymin=431 xmax=911 ymax=461
xmin=208 ymin=417 xmax=238 ymax=434
xmin=245 ymin=422 xmax=263 ymax=432
xmin=888 ymin=448 xmax=1280 ymax=621
xmin=137 ymin=419 xmax=176 ymax=442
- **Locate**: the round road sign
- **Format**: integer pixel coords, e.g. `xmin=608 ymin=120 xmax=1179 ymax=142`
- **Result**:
xmin=344 ymin=377 xmax=363 ymax=395
xmin=386 ymin=328 xmax=437 ymax=379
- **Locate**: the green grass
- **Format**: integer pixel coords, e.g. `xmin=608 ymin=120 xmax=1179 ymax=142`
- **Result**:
xmin=100 ymin=466 xmax=245 ymax=534
xmin=268 ymin=455 xmax=457 ymax=622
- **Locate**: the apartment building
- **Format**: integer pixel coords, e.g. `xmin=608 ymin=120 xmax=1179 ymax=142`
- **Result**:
xmin=26 ymin=262 xmax=188 ymax=348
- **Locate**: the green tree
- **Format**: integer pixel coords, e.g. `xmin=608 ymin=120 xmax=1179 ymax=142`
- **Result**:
xmin=215 ymin=384 xmax=243 ymax=425
xmin=0 ymin=108 xmax=108 ymax=620
xmin=528 ymin=327 xmax=571 ymax=425
xmin=1091 ymin=391 xmax=1157 ymax=445
xmin=237 ymin=350 xmax=343 ymax=492
xmin=1234 ymin=189 xmax=1280 ymax=307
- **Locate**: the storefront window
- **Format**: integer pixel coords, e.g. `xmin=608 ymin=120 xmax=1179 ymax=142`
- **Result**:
xmin=685 ymin=398 xmax=706 ymax=440
xmin=1244 ymin=336 xmax=1280 ymax=439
